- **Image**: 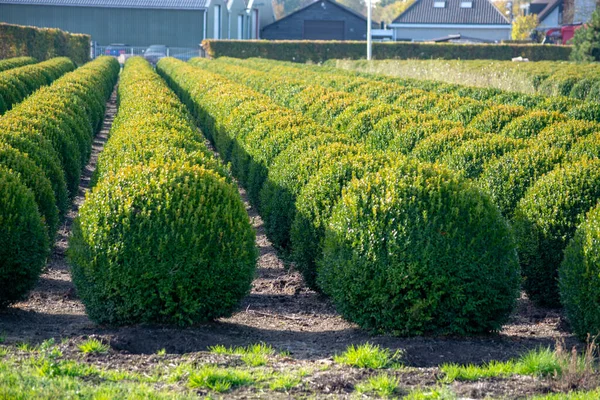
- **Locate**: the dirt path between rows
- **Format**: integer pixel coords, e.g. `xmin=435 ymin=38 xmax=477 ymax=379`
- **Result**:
xmin=0 ymin=83 xmax=579 ymax=375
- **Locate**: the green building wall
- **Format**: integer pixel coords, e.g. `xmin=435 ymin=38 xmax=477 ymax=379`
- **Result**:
xmin=0 ymin=4 xmax=206 ymax=47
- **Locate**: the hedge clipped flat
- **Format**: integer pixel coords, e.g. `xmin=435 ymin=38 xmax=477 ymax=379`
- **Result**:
xmin=318 ymin=161 xmax=520 ymax=336
xmin=0 ymin=166 xmax=48 ymax=308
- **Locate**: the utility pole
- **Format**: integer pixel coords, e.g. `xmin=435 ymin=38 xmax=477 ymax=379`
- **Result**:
xmin=367 ymin=0 xmax=372 ymax=60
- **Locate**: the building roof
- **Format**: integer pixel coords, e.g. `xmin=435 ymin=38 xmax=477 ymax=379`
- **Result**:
xmin=531 ymin=0 xmax=562 ymax=21
xmin=263 ymin=0 xmax=379 ymax=30
xmin=391 ymin=0 xmax=510 ymax=25
xmin=0 ymin=0 xmax=208 ymax=10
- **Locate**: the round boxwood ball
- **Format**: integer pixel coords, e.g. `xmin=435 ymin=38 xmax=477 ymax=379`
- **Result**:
xmin=69 ymin=162 xmax=257 ymax=326
xmin=560 ymin=203 xmax=600 ymax=340
xmin=0 ymin=166 xmax=49 ymax=307
xmin=318 ymin=161 xmax=520 ymax=336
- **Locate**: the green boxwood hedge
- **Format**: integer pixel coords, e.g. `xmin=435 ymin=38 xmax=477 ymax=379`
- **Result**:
xmin=0 ymin=166 xmax=48 ymax=308
xmin=513 ymin=159 xmax=600 ymax=307
xmin=318 ymin=160 xmax=520 ymax=335
xmin=559 ymin=203 xmax=600 ymax=340
xmin=0 ymin=56 xmax=36 ymax=73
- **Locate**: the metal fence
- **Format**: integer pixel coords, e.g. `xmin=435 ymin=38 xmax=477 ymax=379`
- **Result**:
xmin=91 ymin=44 xmax=205 ymax=62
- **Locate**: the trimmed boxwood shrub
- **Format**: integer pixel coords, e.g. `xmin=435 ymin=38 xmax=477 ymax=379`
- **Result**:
xmin=536 ymin=120 xmax=600 ymax=151
xmin=568 ymin=132 xmax=600 ymax=160
xmin=69 ymin=163 xmax=257 ymax=326
xmin=345 ymin=104 xmax=400 ymax=141
xmin=291 ymin=151 xmax=391 ymax=290
xmin=411 ymin=126 xmax=485 ymax=163
xmin=477 ymin=145 xmax=566 ymax=218
xmin=0 ymin=57 xmax=75 ymax=114
xmin=501 ymin=111 xmax=567 ymax=139
xmin=469 ymin=105 xmax=527 ymax=134
xmin=567 ymin=103 xmax=600 ymax=123
xmin=0 ymin=166 xmax=48 ymax=308
xmin=513 ymin=158 xmax=600 ymax=307
xmin=559 ymin=203 xmax=600 ymax=339
xmin=260 ymin=140 xmax=360 ymax=250
xmin=0 ymin=56 xmax=36 ymax=73
xmin=0 ymin=129 xmax=68 ymax=217
xmin=0 ymin=142 xmax=58 ymax=239
xmin=442 ymin=135 xmax=527 ymax=179
xmin=318 ymin=160 xmax=520 ymax=335
xmin=365 ymin=111 xmax=426 ymax=150
xmin=387 ymin=120 xmax=462 ymax=155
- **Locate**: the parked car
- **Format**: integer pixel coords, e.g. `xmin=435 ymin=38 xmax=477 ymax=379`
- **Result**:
xmin=144 ymin=45 xmax=167 ymax=65
xmin=104 ymin=43 xmax=130 ymax=57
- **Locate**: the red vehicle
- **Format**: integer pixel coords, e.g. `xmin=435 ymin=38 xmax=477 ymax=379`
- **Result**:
xmin=544 ymin=23 xmax=584 ymax=44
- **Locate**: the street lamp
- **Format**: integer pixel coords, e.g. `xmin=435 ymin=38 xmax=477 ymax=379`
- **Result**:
xmin=367 ymin=0 xmax=372 ymax=60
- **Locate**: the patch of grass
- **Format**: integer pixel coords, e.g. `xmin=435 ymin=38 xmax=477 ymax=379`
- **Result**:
xmin=78 ymin=338 xmax=109 ymax=355
xmin=157 ymin=348 xmax=167 ymax=356
xmin=188 ymin=365 xmax=254 ymax=393
xmin=269 ymin=373 xmax=301 ymax=392
xmin=355 ymin=373 xmax=400 ymax=398
xmin=0 ymin=348 xmax=7 ymax=358
xmin=404 ymin=386 xmax=457 ymax=399
xmin=16 ymin=342 xmax=37 ymax=352
xmin=531 ymin=388 xmax=600 ymax=399
xmin=441 ymin=346 xmax=583 ymax=383
xmin=334 ymin=343 xmax=403 ymax=369
xmin=209 ymin=343 xmax=275 ymax=366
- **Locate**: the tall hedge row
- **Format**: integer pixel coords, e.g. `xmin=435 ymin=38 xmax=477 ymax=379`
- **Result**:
xmin=69 ymin=57 xmax=257 ymax=326
xmin=0 ymin=57 xmax=76 ymax=114
xmin=201 ymin=40 xmax=571 ymax=63
xmin=0 ymin=56 xmax=36 ymax=72
xmin=0 ymin=23 xmax=90 ymax=65
xmin=158 ymin=57 xmax=520 ymax=335
xmin=0 ymin=56 xmax=119 ymax=308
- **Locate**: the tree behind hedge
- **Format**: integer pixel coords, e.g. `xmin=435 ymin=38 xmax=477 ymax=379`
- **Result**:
xmin=571 ymin=10 xmax=600 ymax=62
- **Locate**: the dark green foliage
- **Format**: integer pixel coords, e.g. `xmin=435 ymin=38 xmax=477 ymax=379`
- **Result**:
xmin=0 ymin=142 xmax=58 ymax=239
xmin=291 ymin=151 xmax=391 ymax=291
xmin=0 ymin=56 xmax=36 ymax=72
xmin=202 ymin=40 xmax=571 ymax=63
xmin=260 ymin=141 xmax=360 ymax=250
xmin=469 ymin=105 xmax=527 ymax=134
xmin=501 ymin=111 xmax=566 ymax=139
xmin=477 ymin=145 xmax=566 ymax=218
xmin=411 ymin=127 xmax=485 ymax=163
xmin=559 ymin=203 xmax=600 ymax=339
xmin=0 ymin=23 xmax=90 ymax=65
xmin=318 ymin=160 xmax=520 ymax=335
xmin=567 ymin=103 xmax=600 ymax=123
xmin=442 ymin=135 xmax=527 ymax=179
xmin=513 ymin=159 xmax=600 ymax=307
xmin=570 ymin=10 xmax=600 ymax=62
xmin=69 ymin=163 xmax=257 ymax=326
xmin=0 ymin=166 xmax=48 ymax=308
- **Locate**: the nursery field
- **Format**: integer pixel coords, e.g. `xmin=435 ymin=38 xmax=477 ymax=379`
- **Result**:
xmin=2 ymin=54 xmax=600 ymax=399
xmin=329 ymin=59 xmax=600 ymax=102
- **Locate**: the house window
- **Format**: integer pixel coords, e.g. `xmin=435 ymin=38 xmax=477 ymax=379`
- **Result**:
xmin=460 ymin=1 xmax=473 ymax=7
xmin=433 ymin=1 xmax=446 ymax=8
xmin=214 ymin=5 xmax=221 ymax=39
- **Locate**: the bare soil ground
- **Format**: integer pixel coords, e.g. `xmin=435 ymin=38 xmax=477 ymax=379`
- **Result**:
xmin=0 ymin=86 xmax=592 ymax=399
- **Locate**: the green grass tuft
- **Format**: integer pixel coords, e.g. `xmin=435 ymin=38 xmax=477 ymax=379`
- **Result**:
xmin=269 ymin=373 xmax=301 ymax=392
xmin=78 ymin=338 xmax=109 ymax=355
xmin=355 ymin=373 xmax=400 ymax=398
xmin=209 ymin=343 xmax=275 ymax=366
xmin=334 ymin=343 xmax=402 ymax=369
xmin=188 ymin=365 xmax=254 ymax=393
